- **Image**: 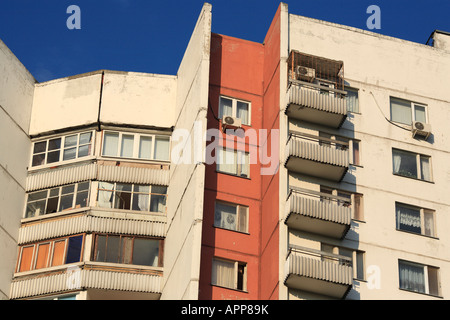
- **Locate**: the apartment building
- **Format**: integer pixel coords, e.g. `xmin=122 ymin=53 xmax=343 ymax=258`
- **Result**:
xmin=1 ymin=3 xmax=449 ymax=300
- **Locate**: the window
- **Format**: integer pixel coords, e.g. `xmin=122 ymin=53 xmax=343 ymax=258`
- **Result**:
xmin=216 ymin=148 xmax=249 ymax=178
xmin=219 ymin=96 xmax=250 ymax=126
xmin=390 ymin=97 xmax=427 ymax=125
xmin=395 ymin=203 xmax=436 ymax=237
xmin=346 ymin=87 xmax=359 ymax=113
xmin=211 ymin=258 xmax=247 ymax=291
xmin=399 ymin=260 xmax=440 ymax=296
xmin=320 ymin=186 xmax=364 ymax=221
xmin=102 ymin=131 xmax=170 ymax=161
xmin=318 ymin=132 xmax=361 ymax=166
xmin=321 ymin=243 xmax=365 ymax=280
xmin=214 ymin=202 xmax=248 ymax=233
xmin=31 ymin=131 xmax=93 ymax=167
xmin=93 ymin=234 xmax=162 ymax=267
xmin=25 ymin=182 xmax=90 ymax=218
xmin=16 ymin=235 xmax=84 ymax=272
xmin=392 ymin=149 xmax=432 ymax=181
xmin=97 ymin=182 xmax=167 ymax=213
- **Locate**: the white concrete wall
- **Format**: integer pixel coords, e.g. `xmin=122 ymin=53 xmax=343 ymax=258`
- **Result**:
xmin=284 ymin=14 xmax=450 ymax=299
xmin=161 ymin=3 xmax=211 ymax=300
xmin=0 ymin=39 xmax=35 ymax=299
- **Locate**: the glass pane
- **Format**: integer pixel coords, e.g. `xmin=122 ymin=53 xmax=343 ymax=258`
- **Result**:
xmin=35 ymin=243 xmax=50 ymax=269
xmin=105 ymin=236 xmax=120 ymax=263
xmin=353 ymin=141 xmax=360 ymax=165
xmin=114 ymin=191 xmax=131 ymax=210
xmin=75 ymin=191 xmax=89 ymax=208
xmin=120 ymin=237 xmax=133 ymax=264
xmin=215 ymin=202 xmax=237 ymax=230
xmin=414 ymin=105 xmax=426 ymax=123
xmin=211 ymin=259 xmax=235 ymax=288
xmin=346 ymin=88 xmax=359 ymax=113
xmin=19 ymin=246 xmax=34 ymax=272
xmin=27 ymin=190 xmax=48 ymax=202
xmin=154 ymin=137 xmax=170 ymax=160
xmin=150 ymin=194 xmax=166 ymax=213
xmin=65 ymin=235 xmax=83 ymax=264
xmin=420 ymin=156 xmax=431 ymax=181
xmin=33 ymin=141 xmax=47 ymax=154
xmin=49 ymin=188 xmax=59 ymax=197
xmin=79 ymin=132 xmax=92 ymax=145
xmin=132 ymin=239 xmax=159 ymax=267
xmin=391 ymin=98 xmax=412 ymax=125
xmin=26 ymin=200 xmax=46 ymax=218
xmin=46 ymin=197 xmax=59 ymax=214
xmin=116 ymin=183 xmax=132 ymax=192
xmin=59 ymin=194 xmax=74 ymax=211
xmin=52 ymin=240 xmax=66 ymax=267
xmin=63 ymin=147 xmax=77 ymax=161
xmin=95 ymin=236 xmax=107 ymax=262
xmin=423 ymin=210 xmax=435 ymax=237
xmin=217 ymin=149 xmax=236 ymax=175
xmin=133 ymin=194 xmax=149 ymax=211
xmin=428 ymin=267 xmax=440 ymax=296
xmin=47 ymin=150 xmax=60 ymax=164
xmin=219 ymin=97 xmax=233 ymax=118
xmin=138 ymin=136 xmax=152 ymax=159
xmin=78 ymin=145 xmax=90 ymax=158
xmin=48 ymin=138 xmax=61 ymax=151
xmin=32 ymin=153 xmax=46 ymax=167
xmin=98 ymin=182 xmax=114 ymax=208
xmin=151 ymin=186 xmax=167 ymax=195
xmin=236 ymin=101 xmax=249 ymax=125
xmin=396 ymin=204 xmax=421 ymax=234
xmin=103 ymin=132 xmax=119 ymax=156
xmin=393 ymin=149 xmax=417 ymax=178
xmin=134 ymin=185 xmax=150 ymax=193
xmin=62 ymin=185 xmax=75 ymax=195
xmin=120 ymin=134 xmax=134 ymax=158
xmin=77 ymin=182 xmax=89 ymax=191
xmin=64 ymin=135 xmax=78 ymax=148
xmin=399 ymin=261 xmax=425 ymax=293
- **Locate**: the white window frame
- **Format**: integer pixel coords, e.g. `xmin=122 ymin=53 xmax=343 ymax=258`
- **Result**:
xmin=101 ymin=130 xmax=170 ymax=161
xmin=216 ymin=148 xmax=250 ymax=178
xmin=30 ymin=130 xmax=95 ymax=169
xmin=390 ymin=97 xmax=428 ymax=125
xmin=392 ymin=148 xmax=432 ymax=182
xmin=398 ymin=260 xmax=441 ymax=296
xmin=214 ymin=201 xmax=249 ymax=233
xmin=219 ymin=96 xmax=251 ymax=126
xmin=211 ymin=257 xmax=247 ymax=291
xmin=345 ymin=86 xmax=359 ymax=113
xmin=395 ymin=202 xmax=436 ymax=238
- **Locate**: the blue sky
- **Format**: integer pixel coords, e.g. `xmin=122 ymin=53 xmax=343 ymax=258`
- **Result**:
xmin=1 ymin=0 xmax=449 ymax=82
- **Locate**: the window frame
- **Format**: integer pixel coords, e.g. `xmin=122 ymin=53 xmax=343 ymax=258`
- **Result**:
xmin=318 ymin=132 xmax=361 ymax=166
xmin=97 ymin=182 xmax=167 ymax=214
xmin=214 ymin=201 xmax=249 ymax=234
xmin=320 ymin=186 xmax=364 ymax=221
xmin=211 ymin=257 xmax=247 ymax=292
xmin=30 ymin=131 xmax=95 ymax=169
xmin=392 ymin=148 xmax=432 ymax=182
xmin=398 ymin=259 xmax=441 ymax=297
xmin=24 ymin=181 xmax=91 ymax=218
xmin=216 ymin=148 xmax=250 ymax=178
xmin=16 ymin=234 xmax=84 ymax=273
xmin=101 ymin=130 xmax=171 ymax=162
xmin=321 ymin=243 xmax=365 ymax=281
xmin=219 ymin=96 xmax=251 ymax=126
xmin=395 ymin=202 xmax=437 ymax=238
xmin=345 ymin=86 xmax=360 ymax=113
xmin=92 ymin=233 xmax=163 ymax=268
xmin=390 ymin=97 xmax=428 ymax=125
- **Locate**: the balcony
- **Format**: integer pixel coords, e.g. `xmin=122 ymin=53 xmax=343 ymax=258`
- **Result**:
xmin=286 ymin=82 xmax=347 ymax=128
xmin=10 ymin=262 xmax=162 ymax=300
xmin=284 ymin=246 xmax=353 ymax=299
xmin=286 ymin=50 xmax=346 ymax=128
xmin=285 ymin=187 xmax=351 ymax=239
xmin=285 ymin=132 xmax=349 ymax=182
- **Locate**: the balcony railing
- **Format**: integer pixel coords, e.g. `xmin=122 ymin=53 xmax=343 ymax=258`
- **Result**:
xmin=285 ymin=187 xmax=351 ymax=239
xmin=285 ymin=132 xmax=349 ymax=182
xmin=10 ymin=262 xmax=162 ymax=300
xmin=284 ymin=245 xmax=353 ymax=299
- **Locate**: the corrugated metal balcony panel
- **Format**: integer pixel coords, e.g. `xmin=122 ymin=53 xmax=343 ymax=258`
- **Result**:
xmin=286 ymin=138 xmax=349 ymax=167
xmin=287 ymin=85 xmax=347 ymax=115
xmin=26 ymin=163 xmax=97 ymax=192
xmin=10 ymin=267 xmax=162 ymax=299
xmin=287 ymin=194 xmax=352 ymax=225
xmin=97 ymin=165 xmax=169 ymax=186
xmin=286 ymin=252 xmax=353 ymax=286
xmin=18 ymin=214 xmax=166 ymax=244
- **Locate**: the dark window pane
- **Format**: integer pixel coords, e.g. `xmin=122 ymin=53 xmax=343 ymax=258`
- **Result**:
xmin=78 ymin=145 xmax=90 ymax=157
xmin=75 ymin=191 xmax=89 ymax=208
xmin=32 ymin=154 xmax=46 ymax=167
xmin=63 ymin=147 xmax=77 ymax=161
xmin=47 ymin=150 xmax=60 ymax=163
xmin=48 ymin=138 xmax=61 ymax=151
xmin=27 ymin=190 xmax=47 ymax=202
xmin=79 ymin=132 xmax=92 ymax=145
xmin=26 ymin=200 xmax=46 ymax=218
xmin=59 ymin=194 xmax=74 ymax=211
xmin=46 ymin=197 xmax=59 ymax=214
xmin=132 ymin=239 xmax=159 ymax=266
xmin=65 ymin=235 xmax=83 ymax=264
xmin=106 ymin=236 xmax=120 ymax=263
xmin=95 ymin=236 xmax=107 ymax=262
xmin=115 ymin=191 xmax=131 ymax=210
xmin=33 ymin=141 xmax=47 ymax=153
xmin=133 ymin=194 xmax=149 ymax=211
xmin=77 ymin=182 xmax=89 ymax=191
xmin=62 ymin=185 xmax=75 ymax=195
xmin=64 ymin=135 xmax=78 ymax=148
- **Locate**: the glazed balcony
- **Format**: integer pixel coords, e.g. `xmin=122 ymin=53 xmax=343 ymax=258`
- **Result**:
xmin=10 ymin=262 xmax=162 ymax=300
xmin=285 ymin=132 xmax=349 ymax=182
xmin=284 ymin=245 xmax=353 ymax=299
xmin=286 ymin=82 xmax=347 ymax=128
xmin=285 ymin=187 xmax=351 ymax=239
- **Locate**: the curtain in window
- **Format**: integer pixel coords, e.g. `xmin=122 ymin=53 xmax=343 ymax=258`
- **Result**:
xmin=219 ymin=98 xmax=232 ymax=118
xmin=217 ymin=149 xmax=235 ymax=175
xmin=215 ymin=203 xmax=237 ymax=230
xmin=392 ymin=151 xmax=402 ymax=174
xmin=346 ymin=89 xmax=359 ymax=113
xmin=399 ymin=261 xmax=425 ymax=293
xmin=396 ymin=205 xmax=421 ymax=233
xmin=420 ymin=156 xmax=431 ymax=181
xmin=212 ymin=259 xmax=235 ymax=289
xmin=98 ymin=182 xmax=114 ymax=208
xmin=139 ymin=136 xmax=152 ymax=159
xmin=414 ymin=105 xmax=426 ymax=123
xmin=423 ymin=211 xmax=435 ymax=237
xmin=237 ymin=101 xmax=249 ymax=125
xmin=150 ymin=186 xmax=167 ymax=213
xmin=391 ymin=98 xmax=412 ymax=125
xmin=154 ymin=137 xmax=170 ymax=160
xmin=120 ymin=135 xmax=134 ymax=157
xmin=103 ymin=133 xmax=119 ymax=156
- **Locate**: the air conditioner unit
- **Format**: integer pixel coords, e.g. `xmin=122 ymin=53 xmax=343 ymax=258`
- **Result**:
xmin=222 ymin=116 xmax=242 ymax=129
xmin=412 ymin=121 xmax=432 ymax=139
xmin=296 ymin=66 xmax=316 ymax=82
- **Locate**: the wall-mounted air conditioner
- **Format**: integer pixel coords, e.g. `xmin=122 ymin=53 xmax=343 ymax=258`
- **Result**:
xmin=412 ymin=121 xmax=432 ymax=140
xmin=222 ymin=116 xmax=242 ymax=129
xmin=296 ymin=66 xmax=316 ymax=82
